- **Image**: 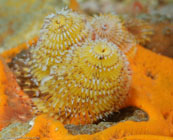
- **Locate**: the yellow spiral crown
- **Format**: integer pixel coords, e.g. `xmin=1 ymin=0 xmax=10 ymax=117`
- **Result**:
xmin=29 ymin=8 xmax=88 ymax=81
xmin=33 ymin=39 xmax=131 ymax=124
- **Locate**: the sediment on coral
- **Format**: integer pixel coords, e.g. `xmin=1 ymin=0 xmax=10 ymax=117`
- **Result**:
xmin=65 ymin=106 xmax=148 ymax=135
xmin=0 ymin=118 xmax=35 ymax=140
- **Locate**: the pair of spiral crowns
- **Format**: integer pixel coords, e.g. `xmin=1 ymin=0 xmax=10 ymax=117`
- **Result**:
xmin=10 ymin=8 xmax=143 ymax=124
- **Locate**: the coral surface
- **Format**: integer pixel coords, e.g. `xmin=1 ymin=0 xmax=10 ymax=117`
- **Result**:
xmin=0 ymin=1 xmax=173 ymax=140
xmin=0 ymin=56 xmax=33 ymax=130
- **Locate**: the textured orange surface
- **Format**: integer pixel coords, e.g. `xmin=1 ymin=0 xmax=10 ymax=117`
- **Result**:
xmin=69 ymin=0 xmax=80 ymax=12
xmin=0 ymin=37 xmax=38 ymax=63
xmin=0 ymin=43 xmax=173 ymax=139
xmin=0 ymin=56 xmax=33 ymax=131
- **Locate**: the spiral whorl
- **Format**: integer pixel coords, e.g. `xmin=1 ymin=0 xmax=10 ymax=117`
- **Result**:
xmin=89 ymin=14 xmax=137 ymax=55
xmin=34 ymin=39 xmax=131 ymax=124
xmin=29 ymin=8 xmax=88 ymax=82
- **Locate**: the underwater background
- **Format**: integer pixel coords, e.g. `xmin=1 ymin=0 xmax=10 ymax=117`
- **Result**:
xmin=0 ymin=0 xmax=172 ymax=57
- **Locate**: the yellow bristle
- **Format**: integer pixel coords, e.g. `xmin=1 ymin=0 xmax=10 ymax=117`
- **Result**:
xmin=34 ymin=39 xmax=131 ymax=124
